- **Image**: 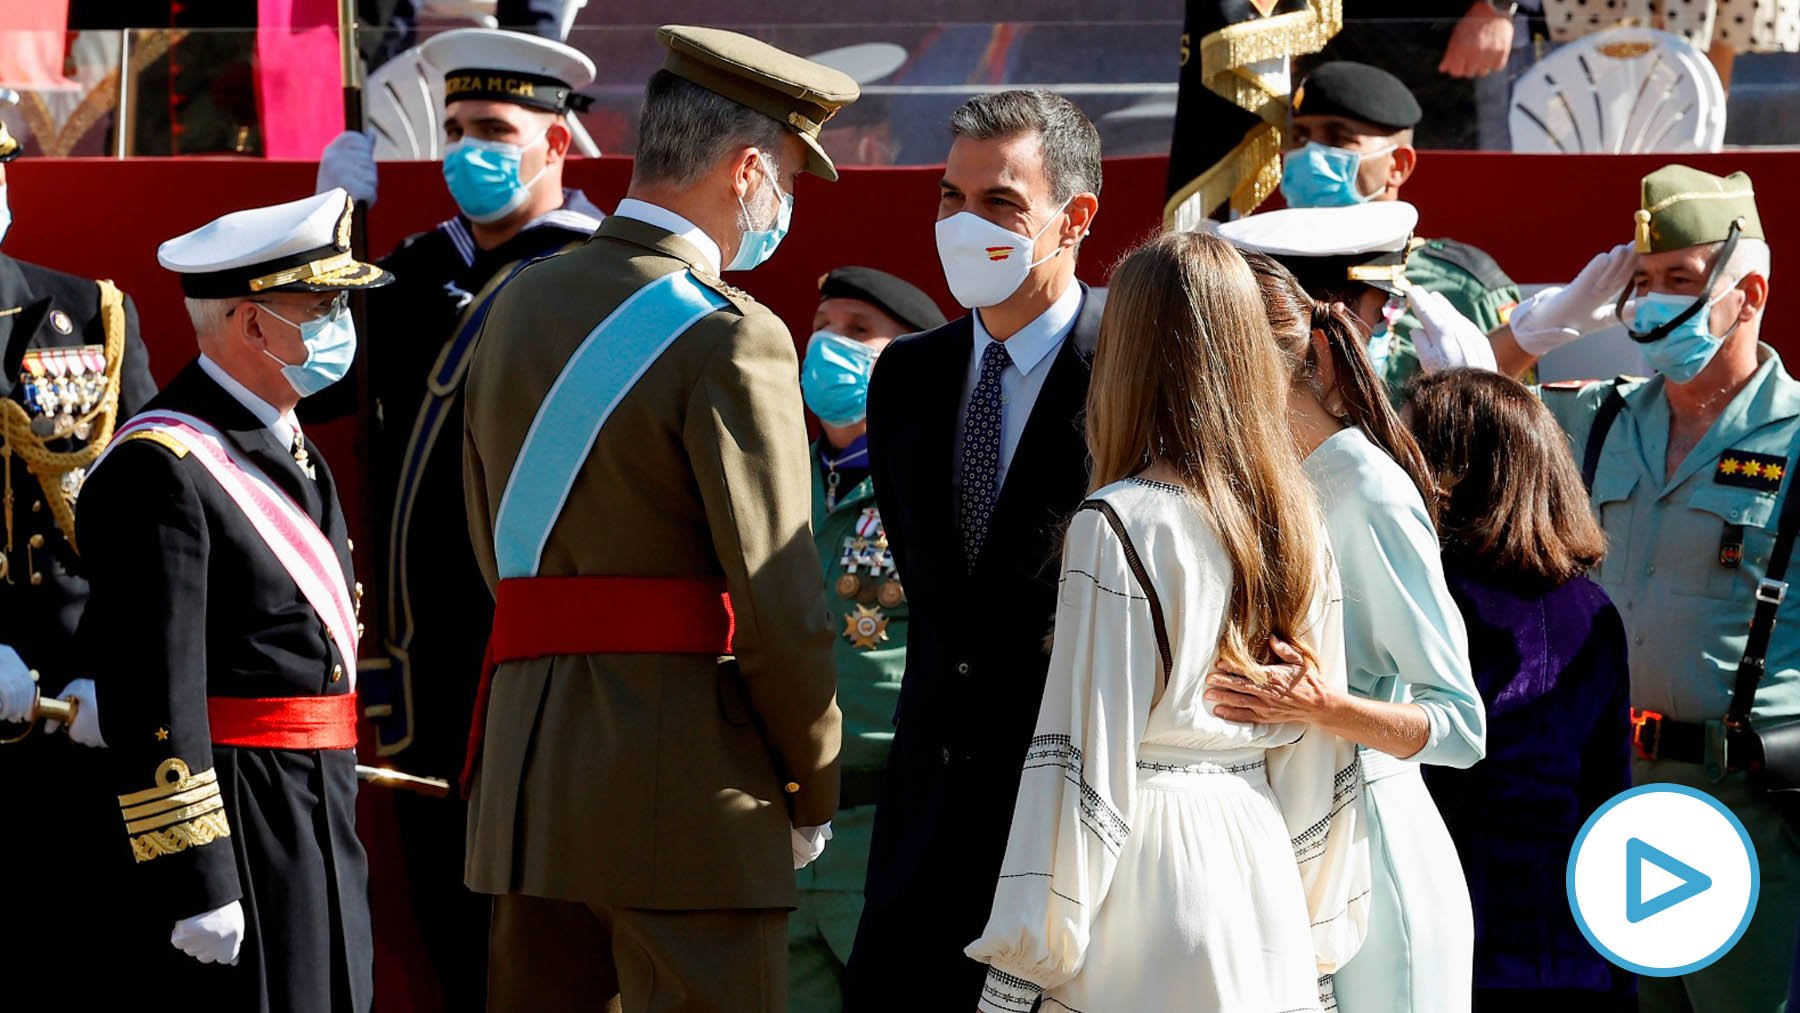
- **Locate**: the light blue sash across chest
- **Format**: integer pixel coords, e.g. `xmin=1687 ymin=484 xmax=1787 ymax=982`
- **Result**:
xmin=492 ymin=269 xmax=727 ymax=579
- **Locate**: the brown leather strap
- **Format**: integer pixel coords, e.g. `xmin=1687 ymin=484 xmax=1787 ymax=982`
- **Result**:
xmin=1077 ymin=499 xmax=1171 ymax=693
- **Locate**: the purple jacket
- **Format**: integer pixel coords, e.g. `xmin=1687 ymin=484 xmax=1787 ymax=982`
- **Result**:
xmin=1424 ymin=563 xmax=1633 ymax=995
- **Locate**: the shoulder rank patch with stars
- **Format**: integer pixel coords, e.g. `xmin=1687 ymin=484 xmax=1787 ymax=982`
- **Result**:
xmin=1716 ymin=450 xmax=1787 ymax=491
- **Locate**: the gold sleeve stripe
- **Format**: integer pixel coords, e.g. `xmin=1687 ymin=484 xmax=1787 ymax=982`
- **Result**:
xmin=120 ymin=782 xmax=222 ymax=822
xmin=118 ymin=759 xmax=215 ymax=807
xmin=124 ymin=796 xmax=225 ymax=835
xmin=129 ymin=811 xmax=232 ymax=864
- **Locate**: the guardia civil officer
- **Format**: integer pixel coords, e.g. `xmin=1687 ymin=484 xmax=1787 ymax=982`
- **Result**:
xmin=791 ymin=265 xmax=945 ymax=1012
xmin=74 ymin=190 xmax=390 ymax=1012
xmin=1494 ymin=165 xmax=1800 ymax=1012
xmin=1282 ymin=61 xmax=1522 ymax=398
xmin=460 ymin=26 xmax=854 ymax=1010
xmin=0 ymin=113 xmax=159 ymax=1003
xmin=312 ymin=30 xmax=606 ymax=1001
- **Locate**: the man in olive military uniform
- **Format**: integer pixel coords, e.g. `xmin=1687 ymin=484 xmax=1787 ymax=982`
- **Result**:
xmin=460 ymin=26 xmax=855 ymax=1010
xmin=0 ymin=116 xmax=158 ymax=1004
xmin=1282 ymin=60 xmax=1522 ymax=399
xmin=1497 ymin=165 xmax=1800 ymax=1012
xmin=790 ymin=266 xmax=945 ymax=1011
xmin=311 ymin=29 xmax=605 ymax=1007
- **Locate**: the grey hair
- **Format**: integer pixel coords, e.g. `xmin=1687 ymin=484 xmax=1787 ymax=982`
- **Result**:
xmin=184 ymin=296 xmax=241 ymax=338
xmin=1722 ymin=237 xmax=1772 ymax=285
xmin=950 ymin=89 xmax=1103 ymax=204
xmin=633 ymin=70 xmax=787 ymax=188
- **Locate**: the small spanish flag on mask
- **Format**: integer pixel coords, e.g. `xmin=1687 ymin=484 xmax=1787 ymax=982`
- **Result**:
xmin=986 ymin=247 xmax=1012 ymax=261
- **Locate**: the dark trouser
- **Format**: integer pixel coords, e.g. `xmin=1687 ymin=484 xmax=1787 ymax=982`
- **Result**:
xmin=488 ymin=894 xmax=787 ymax=1013
xmin=393 ymin=791 xmax=490 ymax=1013
xmin=1474 ymin=988 xmax=1635 ymax=1012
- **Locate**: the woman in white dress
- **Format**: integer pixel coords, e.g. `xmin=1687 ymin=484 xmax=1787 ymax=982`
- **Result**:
xmin=965 ymin=232 xmax=1369 ymax=1013
xmin=1207 ymin=254 xmax=1487 ymax=1013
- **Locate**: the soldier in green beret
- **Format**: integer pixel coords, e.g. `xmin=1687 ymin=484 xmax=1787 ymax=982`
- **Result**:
xmin=1496 ymin=164 xmax=1800 ymax=1012
xmin=1282 ymin=60 xmax=1523 ymax=402
xmin=787 ymin=266 xmax=945 ymax=1011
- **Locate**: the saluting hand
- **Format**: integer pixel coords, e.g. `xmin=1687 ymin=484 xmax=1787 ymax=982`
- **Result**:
xmin=1205 ymin=638 xmax=1339 ymax=725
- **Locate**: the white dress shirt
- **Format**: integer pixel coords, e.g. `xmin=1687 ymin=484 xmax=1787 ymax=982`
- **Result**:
xmin=611 ymin=198 xmax=722 ymax=277
xmin=955 ymin=282 xmax=1083 ymax=492
xmin=199 ymin=354 xmax=299 ymax=451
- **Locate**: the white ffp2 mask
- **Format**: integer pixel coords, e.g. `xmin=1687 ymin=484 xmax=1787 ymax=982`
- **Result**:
xmin=934 ymin=198 xmax=1075 ymax=309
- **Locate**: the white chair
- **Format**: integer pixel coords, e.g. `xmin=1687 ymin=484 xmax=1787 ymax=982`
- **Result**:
xmin=1510 ymin=27 xmax=1726 ymax=154
xmin=364 ymin=39 xmax=600 ymax=161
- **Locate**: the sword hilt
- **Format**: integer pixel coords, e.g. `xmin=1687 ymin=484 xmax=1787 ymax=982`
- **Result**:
xmin=1 ymin=674 xmax=77 ymax=744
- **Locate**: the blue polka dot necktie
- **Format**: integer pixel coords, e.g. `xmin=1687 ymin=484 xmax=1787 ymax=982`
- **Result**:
xmin=959 ymin=340 xmax=1011 ymax=571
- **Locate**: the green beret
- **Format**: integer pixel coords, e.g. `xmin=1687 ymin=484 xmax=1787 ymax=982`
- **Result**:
xmin=658 ymin=25 xmax=861 ymax=182
xmin=818 ymin=266 xmax=946 ymax=334
xmin=1635 ymin=164 xmax=1764 ymax=254
xmin=1293 ymin=61 xmax=1421 ymax=132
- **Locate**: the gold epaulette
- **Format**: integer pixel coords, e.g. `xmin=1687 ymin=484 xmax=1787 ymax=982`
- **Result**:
xmin=117 ymin=758 xmax=231 ymax=863
xmin=122 ymin=430 xmax=190 ymax=458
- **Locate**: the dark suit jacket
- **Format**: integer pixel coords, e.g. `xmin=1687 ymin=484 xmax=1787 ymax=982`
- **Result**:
xmin=77 ymin=363 xmax=370 ymax=1013
xmin=850 ymin=282 xmax=1103 ymax=1002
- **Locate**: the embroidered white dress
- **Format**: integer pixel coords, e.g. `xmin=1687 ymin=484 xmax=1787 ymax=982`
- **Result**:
xmin=966 ymin=478 xmax=1370 ymax=1013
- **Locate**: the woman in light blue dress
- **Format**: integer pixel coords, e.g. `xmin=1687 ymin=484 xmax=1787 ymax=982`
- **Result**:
xmin=1208 ymin=254 xmax=1486 ymax=1013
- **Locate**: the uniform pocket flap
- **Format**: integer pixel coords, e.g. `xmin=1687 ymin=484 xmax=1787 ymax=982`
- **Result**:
xmin=1689 ymin=484 xmax=1778 ymax=529
xmin=1591 ymin=466 xmax=1640 ymax=506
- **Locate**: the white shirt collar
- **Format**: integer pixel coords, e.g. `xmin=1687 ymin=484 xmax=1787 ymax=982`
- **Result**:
xmin=198 ymin=354 xmax=298 ymax=449
xmin=611 ymin=198 xmax=723 ymax=276
xmin=973 ymin=281 xmax=1083 ymax=375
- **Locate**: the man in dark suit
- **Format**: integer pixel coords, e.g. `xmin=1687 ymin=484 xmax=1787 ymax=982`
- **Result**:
xmin=75 ymin=189 xmax=391 ymax=1012
xmin=845 ymin=89 xmax=1104 ymax=1009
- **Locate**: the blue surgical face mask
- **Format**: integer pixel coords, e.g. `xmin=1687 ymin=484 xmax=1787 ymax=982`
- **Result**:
xmin=259 ymin=300 xmax=358 ymax=397
xmin=0 ymin=184 xmax=11 ymax=247
xmin=726 ymin=154 xmax=792 ymax=272
xmin=801 ymin=331 xmax=880 ymax=426
xmin=1630 ymin=285 xmax=1742 ymax=384
xmin=1279 ymin=141 xmax=1394 ymax=208
xmin=442 ymin=131 xmax=548 ymax=224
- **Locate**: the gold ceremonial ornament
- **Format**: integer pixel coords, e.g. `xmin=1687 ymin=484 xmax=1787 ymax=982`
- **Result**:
xmin=0 ymin=671 xmax=79 ymax=744
xmin=843 ymin=604 xmax=891 ymax=650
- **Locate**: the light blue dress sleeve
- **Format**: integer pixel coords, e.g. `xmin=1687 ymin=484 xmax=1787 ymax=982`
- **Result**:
xmin=1335 ymin=488 xmax=1487 ymax=769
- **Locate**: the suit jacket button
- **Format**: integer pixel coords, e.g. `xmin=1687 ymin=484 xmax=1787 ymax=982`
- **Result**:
xmin=955 ymin=662 xmax=970 ymax=676
xmin=940 ymin=746 xmax=952 ymax=766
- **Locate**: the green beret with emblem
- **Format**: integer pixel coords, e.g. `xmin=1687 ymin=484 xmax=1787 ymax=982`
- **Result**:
xmin=658 ymin=25 xmax=861 ymax=182
xmin=1635 ymin=164 xmax=1763 ymax=254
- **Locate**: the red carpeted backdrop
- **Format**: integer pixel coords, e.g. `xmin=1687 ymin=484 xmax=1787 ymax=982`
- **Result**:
xmin=8 ymin=149 xmax=1797 ymax=1009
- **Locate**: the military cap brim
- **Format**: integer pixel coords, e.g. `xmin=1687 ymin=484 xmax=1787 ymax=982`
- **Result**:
xmin=1218 ymin=201 xmax=1419 ymax=296
xmin=819 ymin=266 xmax=946 ymax=333
xmin=1636 ymin=164 xmax=1764 ymax=254
xmin=1293 ymin=61 xmax=1422 ymax=132
xmin=159 ymin=189 xmax=394 ymax=299
xmin=659 ymin=25 xmax=861 ymax=181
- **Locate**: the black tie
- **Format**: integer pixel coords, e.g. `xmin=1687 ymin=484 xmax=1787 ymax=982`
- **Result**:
xmin=958 ymin=341 xmax=1010 ymax=570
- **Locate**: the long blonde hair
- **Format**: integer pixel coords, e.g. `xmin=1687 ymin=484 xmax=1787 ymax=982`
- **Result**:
xmin=1086 ymin=231 xmax=1322 ymax=679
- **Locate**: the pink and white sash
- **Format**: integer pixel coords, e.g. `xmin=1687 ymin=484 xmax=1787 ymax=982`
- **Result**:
xmin=97 ymin=411 xmax=359 ymax=683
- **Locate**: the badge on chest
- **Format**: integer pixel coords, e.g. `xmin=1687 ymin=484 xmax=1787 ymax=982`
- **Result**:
xmin=1716 ymin=450 xmax=1786 ymax=492
xmin=836 ymin=507 xmax=904 ymax=650
xmin=20 ymin=345 xmax=111 ymax=441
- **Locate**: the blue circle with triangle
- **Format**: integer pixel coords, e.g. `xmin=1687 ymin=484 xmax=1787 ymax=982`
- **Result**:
xmin=1566 ymin=783 xmax=1761 ymax=977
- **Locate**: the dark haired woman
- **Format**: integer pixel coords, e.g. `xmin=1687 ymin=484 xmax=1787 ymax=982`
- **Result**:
xmin=965 ymin=232 xmax=1368 ymax=1011
xmin=1408 ymin=367 xmax=1633 ymax=1012
xmin=1207 ymin=253 xmax=1485 ymax=1013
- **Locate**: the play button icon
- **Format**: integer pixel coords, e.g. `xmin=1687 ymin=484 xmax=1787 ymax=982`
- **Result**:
xmin=1568 ymin=784 xmax=1759 ymax=976
xmin=1626 ymin=837 xmax=1713 ymax=922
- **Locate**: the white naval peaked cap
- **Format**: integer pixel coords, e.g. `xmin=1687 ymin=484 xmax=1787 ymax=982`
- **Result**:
xmin=1215 ymin=201 xmax=1419 ymax=257
xmin=422 ymin=28 xmax=597 ymax=114
xmin=158 ymin=188 xmax=394 ymax=299
xmin=1217 ymin=201 xmax=1420 ymax=296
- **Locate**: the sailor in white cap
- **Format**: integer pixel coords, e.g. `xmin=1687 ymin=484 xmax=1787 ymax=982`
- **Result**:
xmin=1217 ymin=200 xmax=1498 ymax=378
xmin=73 ymin=189 xmax=388 ymax=1012
xmin=312 ymin=30 xmax=609 ymax=1000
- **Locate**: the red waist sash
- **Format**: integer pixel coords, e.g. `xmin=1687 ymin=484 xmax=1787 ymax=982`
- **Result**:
xmin=461 ymin=576 xmax=736 ymax=793
xmin=209 ymin=694 xmax=358 ymax=750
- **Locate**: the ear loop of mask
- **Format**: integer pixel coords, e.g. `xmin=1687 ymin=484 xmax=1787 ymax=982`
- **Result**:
xmin=1615 ymin=218 xmax=1742 ymax=345
xmin=1025 ymin=196 xmax=1083 ymax=269
xmin=1353 ymin=144 xmax=1398 ymax=200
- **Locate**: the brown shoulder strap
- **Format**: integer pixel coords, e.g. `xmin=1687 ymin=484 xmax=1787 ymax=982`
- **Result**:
xmin=1076 ymin=498 xmax=1171 ymax=692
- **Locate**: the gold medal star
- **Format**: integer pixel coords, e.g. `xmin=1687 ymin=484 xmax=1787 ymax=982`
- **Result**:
xmin=154 ymin=727 xmax=170 ymax=741
xmin=1721 ymin=458 xmax=1742 ymax=476
xmin=842 ymin=604 xmax=891 ymax=650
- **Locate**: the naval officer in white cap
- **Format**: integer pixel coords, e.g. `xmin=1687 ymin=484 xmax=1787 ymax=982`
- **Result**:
xmin=73 ymin=189 xmax=389 ymax=1013
xmin=313 ymin=29 xmax=608 ymax=1001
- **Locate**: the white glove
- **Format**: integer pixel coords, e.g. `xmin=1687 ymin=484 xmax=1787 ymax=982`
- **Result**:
xmin=0 ymin=646 xmax=33 ymax=722
xmin=1401 ymin=281 xmax=1497 ymax=374
xmin=791 ymin=823 xmax=832 ymax=870
xmin=316 ymin=130 xmax=378 ymax=205
xmin=1508 ymin=243 xmax=1639 ymax=356
xmin=171 ymin=901 xmax=245 ymax=965
xmin=45 ymin=678 xmax=105 ymax=747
